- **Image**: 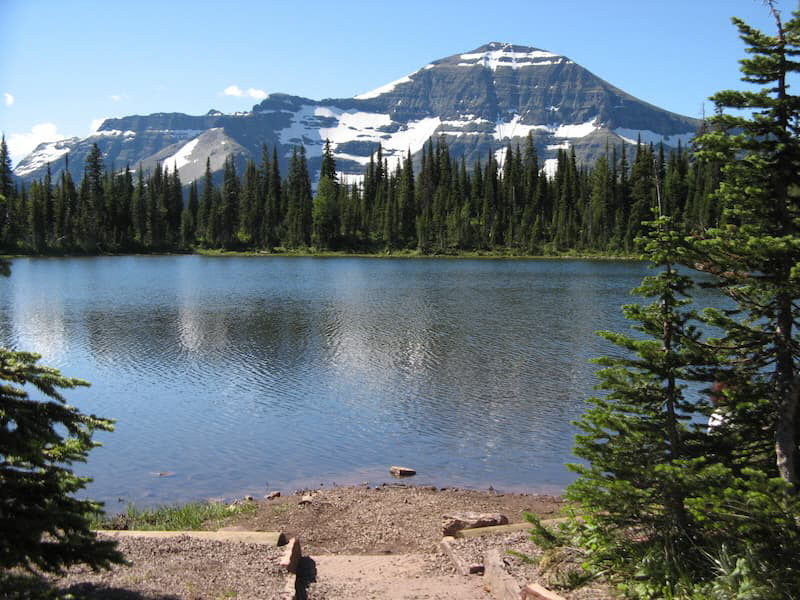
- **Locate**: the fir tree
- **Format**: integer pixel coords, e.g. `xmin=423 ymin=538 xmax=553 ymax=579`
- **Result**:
xmin=0 ymin=259 xmax=123 ymax=582
xmin=199 ymin=158 xmax=214 ymax=244
xmin=693 ymin=2 xmax=800 ymax=488
xmin=569 ymin=6 xmax=800 ymax=596
xmin=568 ymin=215 xmax=715 ymax=596
xmin=312 ymin=175 xmax=339 ymax=249
xmin=320 ymin=139 xmax=337 ymax=183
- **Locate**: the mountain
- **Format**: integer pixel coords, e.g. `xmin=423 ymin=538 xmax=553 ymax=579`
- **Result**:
xmin=14 ymin=42 xmax=701 ymax=185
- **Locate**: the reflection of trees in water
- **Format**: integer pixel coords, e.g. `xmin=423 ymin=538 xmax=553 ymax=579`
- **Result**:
xmin=4 ymin=256 xmax=676 ymax=501
xmin=7 ymin=286 xmax=67 ymax=364
xmin=309 ymin=269 xmax=631 ymax=463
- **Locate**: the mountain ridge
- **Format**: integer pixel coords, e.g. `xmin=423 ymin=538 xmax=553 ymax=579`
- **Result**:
xmin=14 ymin=42 xmax=701 ymax=185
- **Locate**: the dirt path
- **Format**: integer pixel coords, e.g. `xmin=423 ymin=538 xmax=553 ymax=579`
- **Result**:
xmin=308 ymin=554 xmax=487 ymax=599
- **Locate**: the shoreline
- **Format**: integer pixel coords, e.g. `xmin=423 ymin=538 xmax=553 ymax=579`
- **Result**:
xmin=92 ymin=474 xmax=569 ymax=515
xmin=97 ymin=483 xmax=566 ymax=551
xmin=2 ymin=247 xmax=641 ymax=261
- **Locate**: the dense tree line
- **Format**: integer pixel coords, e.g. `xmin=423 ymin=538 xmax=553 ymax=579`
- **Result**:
xmin=0 ymin=132 xmax=720 ymax=256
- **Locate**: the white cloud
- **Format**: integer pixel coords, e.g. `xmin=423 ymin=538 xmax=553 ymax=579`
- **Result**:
xmin=110 ymin=94 xmax=127 ymax=102
xmin=90 ymin=118 xmax=105 ymax=133
xmin=223 ymin=85 xmax=267 ymax=99
xmin=7 ymin=123 xmax=67 ymax=166
xmin=224 ymin=84 xmax=244 ymax=97
xmin=4 ymin=92 xmax=13 ymax=106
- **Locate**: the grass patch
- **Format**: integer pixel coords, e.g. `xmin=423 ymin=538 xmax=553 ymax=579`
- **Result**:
xmin=92 ymin=500 xmax=257 ymax=531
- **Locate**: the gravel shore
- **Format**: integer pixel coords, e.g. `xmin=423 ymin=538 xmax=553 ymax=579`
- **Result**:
xmin=25 ymin=484 xmax=615 ymax=600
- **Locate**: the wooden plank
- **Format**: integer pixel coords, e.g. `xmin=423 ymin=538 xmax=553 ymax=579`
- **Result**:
xmin=521 ymin=582 xmax=567 ymax=600
xmin=456 ymin=522 xmax=530 ymax=538
xmin=456 ymin=516 xmax=571 ymax=539
xmin=439 ymin=536 xmax=471 ymax=576
xmin=483 ymin=548 xmax=521 ymax=600
xmin=96 ymin=529 xmax=288 ymax=546
xmin=279 ymin=538 xmax=301 ymax=573
xmin=282 ymin=572 xmax=297 ymax=600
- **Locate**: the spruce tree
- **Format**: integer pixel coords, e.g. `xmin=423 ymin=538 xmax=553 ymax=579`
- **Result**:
xmin=312 ymin=175 xmax=338 ymax=249
xmin=199 ymin=158 xmax=214 ymax=244
xmin=568 ymin=215 xmax=718 ymax=597
xmin=693 ymin=3 xmax=800 ymax=488
xmin=569 ymin=5 xmax=800 ymax=597
xmin=320 ymin=139 xmax=337 ymax=183
xmin=0 ymin=259 xmax=123 ymax=582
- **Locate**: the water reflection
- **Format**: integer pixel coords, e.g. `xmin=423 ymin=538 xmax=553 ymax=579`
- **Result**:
xmin=0 ymin=256 xmax=651 ymax=506
xmin=9 ymin=275 xmax=68 ymax=365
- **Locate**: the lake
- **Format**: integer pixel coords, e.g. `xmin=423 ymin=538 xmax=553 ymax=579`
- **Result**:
xmin=1 ymin=255 xmax=655 ymax=508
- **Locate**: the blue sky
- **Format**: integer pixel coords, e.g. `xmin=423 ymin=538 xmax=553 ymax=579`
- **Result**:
xmin=0 ymin=0 xmax=781 ymax=166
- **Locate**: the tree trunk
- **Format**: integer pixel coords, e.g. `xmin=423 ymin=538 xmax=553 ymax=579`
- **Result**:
xmin=774 ymin=294 xmax=798 ymax=488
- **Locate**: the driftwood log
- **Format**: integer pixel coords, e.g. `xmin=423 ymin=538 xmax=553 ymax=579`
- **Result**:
xmin=441 ymin=512 xmax=508 ymax=537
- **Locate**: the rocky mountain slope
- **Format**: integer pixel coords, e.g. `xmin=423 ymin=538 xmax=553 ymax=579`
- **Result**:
xmin=15 ymin=42 xmax=701 ymax=185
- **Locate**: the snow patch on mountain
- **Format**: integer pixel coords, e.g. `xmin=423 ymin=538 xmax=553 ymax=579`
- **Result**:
xmin=14 ymin=140 xmax=75 ymax=176
xmin=275 ymin=104 xmax=443 ymax=171
xmin=459 ymin=45 xmax=562 ymax=70
xmin=613 ymin=127 xmax=695 ymax=147
xmin=162 ymin=137 xmax=200 ymax=170
xmin=381 ymin=117 xmax=441 ymax=161
xmin=494 ymin=115 xmax=549 ymax=140
xmin=441 ymin=115 xmax=490 ymax=127
xmin=554 ymin=119 xmax=599 ymax=138
xmin=318 ymin=108 xmax=392 ymax=142
xmin=275 ymin=105 xmax=327 ymax=155
xmin=339 ymin=173 xmax=365 ymax=186
xmin=144 ymin=129 xmax=204 ymax=138
xmin=543 ymin=158 xmax=559 ymax=179
xmin=355 ymin=74 xmax=414 ymax=100
xmin=336 ymin=152 xmax=373 ymax=166
xmin=489 ymin=115 xmax=598 ymax=143
xmin=93 ymin=129 xmax=136 ymax=137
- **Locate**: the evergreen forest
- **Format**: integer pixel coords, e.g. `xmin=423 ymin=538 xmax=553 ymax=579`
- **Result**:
xmin=0 ymin=133 xmax=719 ymax=257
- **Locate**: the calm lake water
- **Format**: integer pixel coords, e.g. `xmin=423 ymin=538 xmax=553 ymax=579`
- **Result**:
xmin=1 ymin=255 xmax=657 ymax=507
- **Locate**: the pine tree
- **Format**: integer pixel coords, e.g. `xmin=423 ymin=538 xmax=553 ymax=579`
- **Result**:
xmin=0 ymin=259 xmax=123 ymax=582
xmin=285 ymin=146 xmax=312 ymax=247
xmin=180 ymin=179 xmax=198 ymax=248
xmin=187 ymin=179 xmax=199 ymax=242
xmin=265 ymin=146 xmax=282 ymax=248
xmin=219 ymin=156 xmax=239 ymax=248
xmin=686 ymin=8 xmax=800 ymax=593
xmin=239 ymin=159 xmax=258 ymax=244
xmin=693 ymin=2 xmax=800 ymax=489
xmin=320 ymin=139 xmax=338 ymax=183
xmin=398 ymin=151 xmax=415 ymax=245
xmin=82 ymin=144 xmax=104 ymax=249
xmin=568 ymin=214 xmax=725 ymax=596
xmin=198 ymin=158 xmax=213 ymax=244
xmin=312 ymin=175 xmax=339 ymax=249
xmin=569 ymin=6 xmax=800 ymax=597
xmin=59 ymin=158 xmax=78 ymax=249
xmin=167 ymin=165 xmax=183 ymax=242
xmin=0 ymin=135 xmax=13 ymax=248
xmin=131 ymin=168 xmax=146 ymax=245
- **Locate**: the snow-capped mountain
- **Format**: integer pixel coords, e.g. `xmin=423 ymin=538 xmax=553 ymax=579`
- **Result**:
xmin=14 ymin=42 xmax=701 ymax=184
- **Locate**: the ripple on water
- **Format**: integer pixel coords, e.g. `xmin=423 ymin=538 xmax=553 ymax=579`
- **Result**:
xmin=2 ymin=256 xmax=661 ymax=506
